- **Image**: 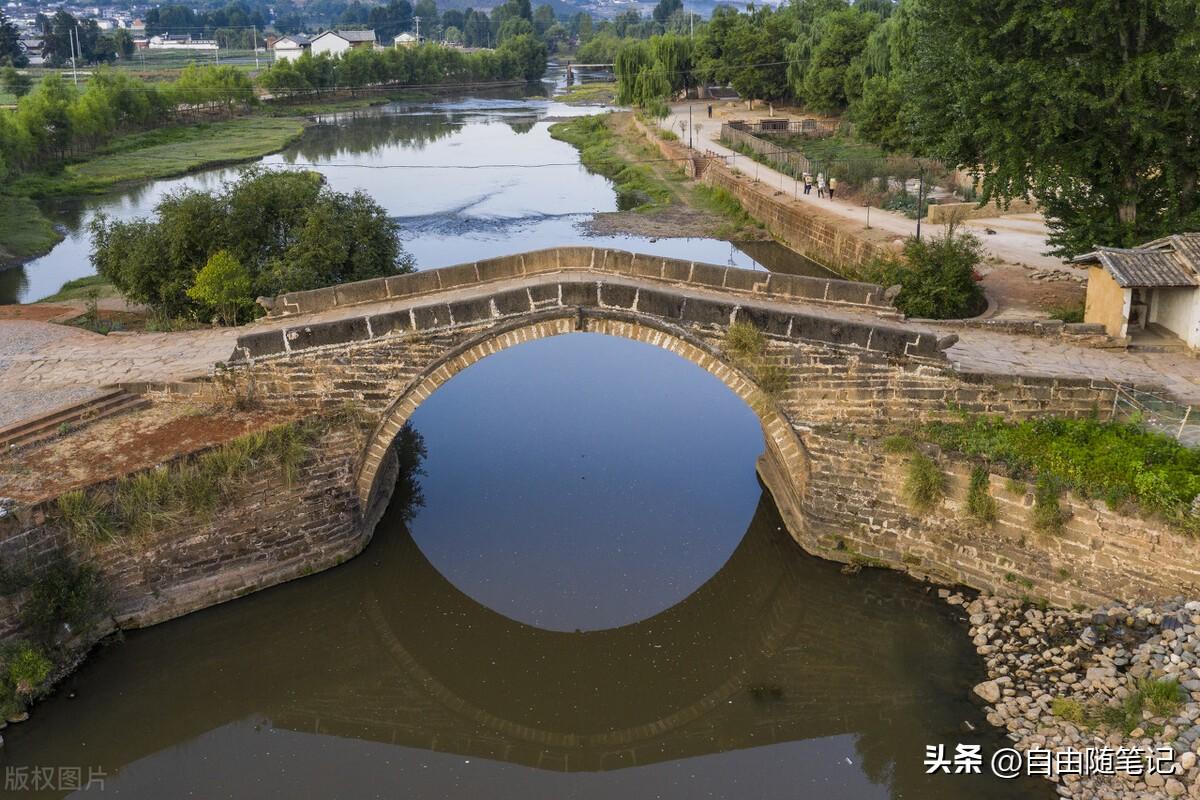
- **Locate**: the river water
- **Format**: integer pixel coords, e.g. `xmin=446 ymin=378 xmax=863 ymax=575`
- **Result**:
xmin=0 ymin=80 xmax=1051 ymax=798
xmin=1 ymin=79 xmax=832 ymax=305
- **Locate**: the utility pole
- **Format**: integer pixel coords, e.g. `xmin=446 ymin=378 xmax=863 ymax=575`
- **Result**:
xmin=916 ymin=163 xmax=926 ymax=241
xmin=253 ymin=25 xmax=259 ymax=69
xmin=68 ymin=28 xmax=78 ymax=86
xmin=414 ymin=16 xmax=421 ymax=41
xmin=688 ymin=102 xmax=692 ymax=148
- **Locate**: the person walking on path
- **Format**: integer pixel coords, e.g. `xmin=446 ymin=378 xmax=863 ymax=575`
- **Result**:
xmin=802 ymin=173 xmax=813 ymax=195
xmin=828 ymin=176 xmax=838 ymax=201
xmin=817 ymin=174 xmax=826 ymax=198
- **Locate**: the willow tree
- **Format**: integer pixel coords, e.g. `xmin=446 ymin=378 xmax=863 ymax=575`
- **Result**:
xmin=904 ymin=0 xmax=1200 ymax=256
xmin=614 ymin=40 xmax=651 ymax=105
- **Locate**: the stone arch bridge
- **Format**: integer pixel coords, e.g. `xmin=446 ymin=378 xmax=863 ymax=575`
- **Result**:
xmin=202 ymin=246 xmax=1121 ymax=609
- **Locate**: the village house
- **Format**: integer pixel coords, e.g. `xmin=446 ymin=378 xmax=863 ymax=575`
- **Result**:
xmin=1075 ymin=233 xmax=1200 ymax=348
xmin=272 ymin=34 xmax=311 ymax=61
xmin=393 ymin=32 xmax=420 ymax=48
xmin=309 ymin=29 xmax=377 ymax=57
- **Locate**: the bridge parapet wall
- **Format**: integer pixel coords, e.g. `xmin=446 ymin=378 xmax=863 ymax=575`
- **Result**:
xmin=264 ymin=247 xmax=892 ymax=319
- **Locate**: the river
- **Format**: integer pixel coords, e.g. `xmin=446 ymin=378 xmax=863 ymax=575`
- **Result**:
xmin=0 ymin=76 xmax=831 ymax=305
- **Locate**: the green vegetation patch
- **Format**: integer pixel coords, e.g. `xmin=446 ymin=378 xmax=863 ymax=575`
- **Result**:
xmin=722 ymin=321 xmax=789 ymax=398
xmin=56 ymin=419 xmax=323 ymax=544
xmin=0 ymin=194 xmax=61 ymax=261
xmin=549 ymin=114 xmax=671 ymax=211
xmin=917 ymin=415 xmax=1200 ymax=531
xmin=18 ymin=118 xmax=307 ymax=197
xmin=37 ymin=275 xmax=116 ymax=304
xmin=966 ymin=465 xmax=998 ymax=523
xmin=1053 ymin=678 xmax=1183 ymax=734
xmin=555 ymin=81 xmax=616 ymax=105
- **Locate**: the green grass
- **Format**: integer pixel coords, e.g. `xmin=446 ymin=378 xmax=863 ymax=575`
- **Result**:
xmin=37 ymin=275 xmax=117 ymax=304
xmin=722 ymin=321 xmax=789 ymax=398
xmin=966 ymin=465 xmax=998 ymax=523
xmin=903 ymin=453 xmax=945 ymax=514
xmin=760 ymin=132 xmax=887 ymax=164
xmin=1054 ymin=678 xmax=1183 ymax=734
xmin=56 ymin=419 xmax=323 ymax=544
xmin=555 ymin=81 xmax=616 ymax=105
xmin=0 ymin=195 xmax=62 ymax=261
xmin=1049 ymin=304 xmax=1085 ymax=324
xmin=917 ymin=415 xmax=1200 ymax=531
xmin=549 ymin=114 xmax=672 ymax=211
xmin=14 ymin=117 xmax=307 ymax=197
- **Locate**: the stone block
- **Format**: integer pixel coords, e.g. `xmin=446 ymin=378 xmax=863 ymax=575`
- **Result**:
xmin=367 ymin=309 xmax=412 ymax=337
xmin=635 ymin=288 xmax=685 ymax=320
xmin=448 ymin=297 xmax=493 ymax=325
xmin=554 ymin=247 xmax=594 ymax=270
xmin=476 ymin=253 xmax=526 ymax=281
xmin=334 ymin=278 xmax=388 ymax=308
xmin=599 ymin=283 xmax=638 ymax=310
xmin=722 ymin=267 xmax=761 ymax=293
xmin=411 ymin=303 xmax=454 ymax=329
xmin=437 ymin=263 xmax=481 ymax=289
xmin=681 ymin=298 xmax=735 ymax=326
xmin=560 ymin=281 xmax=599 ymax=307
xmin=230 ymin=330 xmax=287 ymax=361
xmin=285 ymin=317 xmax=369 ymax=351
xmin=282 ymin=286 xmax=338 ymax=315
xmin=660 ymin=258 xmax=692 ymax=282
xmin=689 ymin=262 xmax=726 ymax=288
xmin=492 ymin=288 xmax=534 ymax=316
xmin=598 ymin=250 xmax=633 ymax=275
xmin=734 ymin=305 xmax=792 ymax=337
xmin=385 ymin=270 xmax=441 ymax=298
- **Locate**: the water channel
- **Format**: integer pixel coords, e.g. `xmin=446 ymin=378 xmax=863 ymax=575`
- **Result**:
xmin=0 ymin=78 xmax=1051 ymax=798
xmin=0 ymin=78 xmax=832 ymax=305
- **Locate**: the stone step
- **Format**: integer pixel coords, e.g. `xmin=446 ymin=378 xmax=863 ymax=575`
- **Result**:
xmin=0 ymin=391 xmax=150 ymax=451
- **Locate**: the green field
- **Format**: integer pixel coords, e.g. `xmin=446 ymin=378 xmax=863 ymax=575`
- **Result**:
xmin=15 ymin=117 xmax=307 ymax=196
xmin=36 ymin=275 xmax=118 ymax=304
xmin=762 ymin=132 xmax=887 ymax=163
xmin=0 ymin=195 xmax=61 ymax=262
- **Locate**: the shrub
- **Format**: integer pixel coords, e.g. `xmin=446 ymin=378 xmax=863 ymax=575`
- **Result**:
xmin=5 ymin=641 xmax=52 ymax=696
xmin=904 ymin=453 xmax=944 ymax=513
xmin=863 ymin=231 xmax=987 ymax=319
xmin=724 ymin=321 xmax=766 ymax=361
xmin=21 ymin=558 xmax=108 ymax=649
xmin=722 ymin=322 xmax=787 ymax=398
xmin=56 ymin=490 xmax=115 ymax=543
xmin=187 ymin=250 xmax=253 ymax=326
xmin=966 ymin=465 xmax=998 ymax=523
xmin=1031 ymin=475 xmax=1068 ymax=534
xmin=1139 ymin=677 xmax=1184 ymax=716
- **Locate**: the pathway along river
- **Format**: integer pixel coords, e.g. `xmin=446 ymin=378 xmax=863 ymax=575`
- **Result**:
xmin=1 ymin=333 xmax=1052 ymax=799
xmin=0 ymin=77 xmax=830 ymax=305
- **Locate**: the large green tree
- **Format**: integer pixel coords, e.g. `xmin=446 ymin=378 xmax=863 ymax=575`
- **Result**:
xmin=91 ymin=170 xmax=415 ymax=322
xmin=904 ymin=0 xmax=1200 ymax=256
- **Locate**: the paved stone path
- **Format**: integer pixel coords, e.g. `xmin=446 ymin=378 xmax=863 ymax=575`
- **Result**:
xmin=4 ymin=268 xmax=1200 ymax=431
xmin=663 ymin=104 xmax=1065 ymax=272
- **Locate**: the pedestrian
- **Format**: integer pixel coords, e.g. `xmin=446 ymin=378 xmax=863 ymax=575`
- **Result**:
xmin=828 ymin=176 xmax=838 ymax=201
xmin=803 ymin=172 xmax=813 ymax=195
xmin=707 ymin=104 xmax=712 ymax=118
xmin=817 ymin=173 xmax=826 ymax=198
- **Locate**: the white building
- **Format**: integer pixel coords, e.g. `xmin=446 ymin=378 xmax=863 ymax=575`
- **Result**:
xmin=272 ymin=34 xmax=311 ymax=62
xmin=148 ymin=34 xmax=218 ymax=51
xmin=393 ymin=32 xmax=419 ymax=48
xmin=310 ymin=29 xmax=376 ymax=57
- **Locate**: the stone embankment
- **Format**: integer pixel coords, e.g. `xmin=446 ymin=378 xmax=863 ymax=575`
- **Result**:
xmin=953 ymin=591 xmax=1200 ymax=798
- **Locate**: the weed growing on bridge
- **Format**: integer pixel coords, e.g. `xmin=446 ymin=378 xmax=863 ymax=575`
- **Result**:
xmin=1031 ymin=476 xmax=1068 ymax=536
xmin=0 ymin=640 xmax=53 ymax=719
xmin=55 ymin=419 xmax=324 ymax=543
xmin=723 ymin=322 xmax=789 ymax=399
xmin=966 ymin=466 xmax=998 ymax=524
xmin=902 ymin=453 xmax=945 ymax=514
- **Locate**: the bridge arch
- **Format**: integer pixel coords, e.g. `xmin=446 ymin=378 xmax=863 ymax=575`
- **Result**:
xmin=355 ymin=309 xmax=811 ymax=520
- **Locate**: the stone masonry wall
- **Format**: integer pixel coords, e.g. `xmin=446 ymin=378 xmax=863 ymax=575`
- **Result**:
xmin=760 ymin=428 xmax=1199 ymax=608
xmin=0 ymin=425 xmax=390 ymax=641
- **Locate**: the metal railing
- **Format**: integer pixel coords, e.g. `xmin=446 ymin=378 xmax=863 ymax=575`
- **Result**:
xmin=1108 ymin=380 xmax=1200 ymax=446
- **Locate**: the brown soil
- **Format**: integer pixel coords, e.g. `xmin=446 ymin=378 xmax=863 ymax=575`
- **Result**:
xmin=980 ymin=262 xmax=1087 ymax=319
xmin=0 ymin=304 xmax=77 ymax=322
xmin=0 ymin=401 xmax=297 ymax=503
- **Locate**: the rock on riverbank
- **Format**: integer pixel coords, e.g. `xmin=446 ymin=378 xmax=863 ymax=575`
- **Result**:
xmin=949 ymin=591 xmax=1200 ymax=799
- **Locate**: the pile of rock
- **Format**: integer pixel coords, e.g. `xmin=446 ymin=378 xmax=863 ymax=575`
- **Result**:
xmin=946 ymin=590 xmax=1200 ymax=798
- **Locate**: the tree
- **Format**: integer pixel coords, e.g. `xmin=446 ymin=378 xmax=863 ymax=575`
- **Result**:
xmin=112 ymin=29 xmax=135 ymax=60
xmin=795 ymin=8 xmax=879 ymax=112
xmin=0 ymin=66 xmax=31 ymax=99
xmin=652 ymin=0 xmax=682 ymax=26
xmin=0 ymin=10 xmax=29 ymax=68
xmin=904 ymin=0 xmax=1200 ymax=257
xmin=497 ymin=33 xmax=546 ymax=81
xmin=866 ymin=230 xmax=987 ymax=319
xmin=188 ymin=250 xmax=253 ymax=325
xmin=532 ymin=4 xmax=556 ymax=36
xmin=91 ymin=170 xmax=416 ymax=322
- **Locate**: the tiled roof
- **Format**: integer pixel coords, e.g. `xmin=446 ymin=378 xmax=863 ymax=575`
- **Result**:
xmin=335 ymin=29 xmax=376 ymax=42
xmin=1073 ymin=233 xmax=1200 ymax=288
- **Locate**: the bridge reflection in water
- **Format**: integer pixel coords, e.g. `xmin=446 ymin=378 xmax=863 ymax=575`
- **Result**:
xmin=4 ymin=492 xmax=1049 ymax=799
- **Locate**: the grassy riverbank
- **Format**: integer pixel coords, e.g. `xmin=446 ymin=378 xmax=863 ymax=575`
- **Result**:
xmin=549 ymin=112 xmax=764 ymax=240
xmin=0 ymin=195 xmax=61 ymax=263
xmin=555 ymin=81 xmax=616 ymax=105
xmin=13 ymin=117 xmax=308 ymax=198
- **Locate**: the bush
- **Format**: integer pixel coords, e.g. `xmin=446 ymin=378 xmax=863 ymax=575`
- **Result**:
xmin=21 ymin=558 xmax=108 ymax=649
xmin=1032 ymin=475 xmax=1068 ymax=534
xmin=966 ymin=465 xmax=998 ymax=523
xmin=0 ymin=641 xmax=53 ymax=717
xmin=862 ymin=231 xmax=987 ymax=319
xmin=904 ymin=453 xmax=944 ymax=513
xmin=187 ymin=250 xmax=253 ymax=326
